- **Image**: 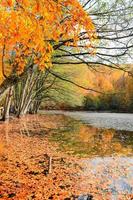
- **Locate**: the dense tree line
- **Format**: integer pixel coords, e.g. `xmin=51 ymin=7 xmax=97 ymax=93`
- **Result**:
xmin=83 ymin=74 xmax=133 ymax=112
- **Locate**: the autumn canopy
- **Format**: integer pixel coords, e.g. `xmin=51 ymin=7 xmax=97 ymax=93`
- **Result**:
xmin=0 ymin=0 xmax=96 ymax=77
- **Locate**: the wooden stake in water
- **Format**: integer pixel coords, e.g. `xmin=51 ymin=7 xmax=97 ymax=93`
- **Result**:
xmin=48 ymin=156 xmax=52 ymax=174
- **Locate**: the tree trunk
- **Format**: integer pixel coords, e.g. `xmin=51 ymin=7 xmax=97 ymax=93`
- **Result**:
xmin=2 ymin=86 xmax=13 ymax=121
xmin=16 ymin=71 xmax=39 ymax=118
xmin=16 ymin=74 xmax=31 ymax=117
xmin=0 ymin=64 xmax=34 ymax=99
xmin=29 ymin=100 xmax=41 ymax=114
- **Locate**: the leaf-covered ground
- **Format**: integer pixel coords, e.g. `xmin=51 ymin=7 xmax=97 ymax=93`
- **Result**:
xmin=0 ymin=114 xmax=133 ymax=199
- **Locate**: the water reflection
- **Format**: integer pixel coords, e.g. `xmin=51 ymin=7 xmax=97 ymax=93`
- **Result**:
xmin=1 ymin=114 xmax=133 ymax=157
xmin=44 ymin=114 xmax=133 ymax=198
xmin=79 ymin=157 xmax=133 ymax=199
xmin=48 ymin=115 xmax=133 ymax=157
xmin=5 ymin=113 xmax=131 ymax=158
xmin=0 ymin=114 xmax=133 ymax=198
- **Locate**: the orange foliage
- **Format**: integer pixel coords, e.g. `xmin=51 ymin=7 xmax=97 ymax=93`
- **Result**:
xmin=0 ymin=0 xmax=97 ymax=77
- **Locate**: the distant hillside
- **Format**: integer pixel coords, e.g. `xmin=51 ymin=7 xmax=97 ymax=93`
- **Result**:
xmin=43 ymin=64 xmax=133 ymax=109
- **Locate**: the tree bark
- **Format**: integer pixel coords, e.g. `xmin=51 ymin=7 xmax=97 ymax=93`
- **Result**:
xmin=2 ymin=86 xmax=13 ymax=121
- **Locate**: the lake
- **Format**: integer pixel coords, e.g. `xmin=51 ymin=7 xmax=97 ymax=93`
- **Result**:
xmin=42 ymin=111 xmax=133 ymax=131
xmin=0 ymin=112 xmax=133 ymax=199
xmin=41 ymin=111 xmax=133 ymax=199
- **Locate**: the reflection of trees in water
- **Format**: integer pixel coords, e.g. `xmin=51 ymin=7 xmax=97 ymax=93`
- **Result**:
xmin=49 ymin=117 xmax=133 ymax=157
xmin=1 ymin=114 xmax=132 ymax=157
xmin=0 ymin=116 xmax=132 ymax=199
xmin=2 ymin=114 xmax=75 ymax=138
xmin=0 ymin=121 xmax=10 ymax=156
xmin=18 ymin=115 xmax=53 ymax=137
xmin=78 ymin=126 xmax=133 ymax=156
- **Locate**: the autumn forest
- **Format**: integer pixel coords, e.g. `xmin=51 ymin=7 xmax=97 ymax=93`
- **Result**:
xmin=0 ymin=0 xmax=133 ymax=199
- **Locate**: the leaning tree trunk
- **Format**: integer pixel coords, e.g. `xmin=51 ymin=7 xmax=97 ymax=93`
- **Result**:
xmin=0 ymin=77 xmax=18 ymax=102
xmin=30 ymin=100 xmax=41 ymax=114
xmin=0 ymin=63 xmax=34 ymax=99
xmin=2 ymin=86 xmax=13 ymax=121
xmin=20 ymin=96 xmax=32 ymax=116
xmin=16 ymin=74 xmax=31 ymax=117
xmin=16 ymin=70 xmax=40 ymax=118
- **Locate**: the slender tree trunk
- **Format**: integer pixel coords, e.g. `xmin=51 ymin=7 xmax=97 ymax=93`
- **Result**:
xmin=16 ymin=72 xmax=39 ymax=117
xmin=30 ymin=100 xmax=41 ymax=114
xmin=16 ymin=74 xmax=31 ymax=117
xmin=0 ymin=67 xmax=32 ymax=98
xmin=0 ymin=78 xmax=15 ymax=100
xmin=22 ymin=96 xmax=32 ymax=115
xmin=2 ymin=86 xmax=13 ymax=121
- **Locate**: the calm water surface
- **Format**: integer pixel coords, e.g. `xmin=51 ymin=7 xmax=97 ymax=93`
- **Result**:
xmin=2 ymin=112 xmax=133 ymax=199
xmin=41 ymin=111 xmax=133 ymax=198
xmin=42 ymin=110 xmax=133 ymax=131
